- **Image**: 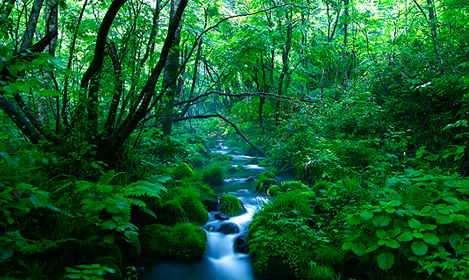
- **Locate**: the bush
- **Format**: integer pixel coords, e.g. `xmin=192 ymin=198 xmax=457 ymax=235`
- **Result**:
xmin=248 ymin=191 xmax=319 ymax=278
xmin=342 ymin=171 xmax=469 ymax=279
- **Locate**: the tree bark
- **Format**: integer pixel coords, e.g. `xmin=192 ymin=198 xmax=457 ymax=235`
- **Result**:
xmin=20 ymin=0 xmax=43 ymax=51
xmin=161 ymin=0 xmax=182 ymax=136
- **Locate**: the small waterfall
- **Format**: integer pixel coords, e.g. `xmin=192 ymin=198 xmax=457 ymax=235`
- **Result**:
xmin=138 ymin=143 xmax=293 ymax=280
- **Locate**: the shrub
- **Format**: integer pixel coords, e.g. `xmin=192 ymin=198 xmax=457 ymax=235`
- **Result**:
xmin=342 ymin=171 xmax=469 ymax=279
xmin=248 ymin=191 xmax=318 ymax=278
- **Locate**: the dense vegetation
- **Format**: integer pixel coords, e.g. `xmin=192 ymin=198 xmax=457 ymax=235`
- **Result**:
xmin=1 ymin=0 xmax=468 ymax=279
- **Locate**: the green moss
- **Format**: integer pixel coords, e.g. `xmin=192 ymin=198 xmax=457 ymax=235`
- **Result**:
xmin=218 ymin=194 xmax=244 ymax=216
xmin=171 ymin=163 xmax=194 ymax=178
xmin=140 ymin=223 xmax=206 ymax=259
xmin=158 ymin=199 xmax=186 ymax=225
xmin=202 ymin=165 xmax=224 ymax=186
xmin=195 ymin=183 xmax=218 ymax=211
xmin=254 ymin=170 xmax=278 ymax=192
xmin=176 ymin=187 xmax=208 ymax=226
xmin=281 ymin=181 xmax=310 ymax=192
xmin=267 ymin=185 xmax=282 ymax=197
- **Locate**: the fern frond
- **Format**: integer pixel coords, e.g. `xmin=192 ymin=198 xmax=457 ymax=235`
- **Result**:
xmin=147 ymin=174 xmax=172 ymax=184
xmin=124 ymin=180 xmax=167 ymax=198
xmin=97 ymin=170 xmax=120 ymax=184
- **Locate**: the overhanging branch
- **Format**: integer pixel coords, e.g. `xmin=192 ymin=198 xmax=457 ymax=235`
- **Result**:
xmin=174 ymin=112 xmax=266 ymax=156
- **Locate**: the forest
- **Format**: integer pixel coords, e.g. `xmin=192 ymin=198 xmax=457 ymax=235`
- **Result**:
xmin=0 ymin=0 xmax=468 ymax=279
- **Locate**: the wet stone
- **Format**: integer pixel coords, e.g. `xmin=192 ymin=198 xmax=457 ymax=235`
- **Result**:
xmin=233 ymin=233 xmax=249 ymax=254
xmin=214 ymin=212 xmax=230 ymax=220
xmin=218 ymin=222 xmax=240 ymax=234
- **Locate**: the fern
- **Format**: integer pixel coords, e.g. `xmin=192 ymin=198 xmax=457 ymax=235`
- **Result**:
xmin=124 ymin=180 xmax=167 ymax=198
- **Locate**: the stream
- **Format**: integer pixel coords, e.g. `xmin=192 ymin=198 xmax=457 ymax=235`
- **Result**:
xmin=139 ymin=144 xmax=294 ymax=280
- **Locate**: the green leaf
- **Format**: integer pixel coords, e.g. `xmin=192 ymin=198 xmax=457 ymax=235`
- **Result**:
xmin=377 ymin=251 xmax=394 ymax=270
xmin=103 ymin=235 xmax=114 ymax=244
xmin=397 ymin=231 xmax=413 ymax=242
xmin=449 ymin=234 xmax=461 ymax=249
xmin=66 ymin=274 xmax=83 ymax=279
xmin=421 ymin=224 xmax=437 ymax=230
xmin=366 ymin=243 xmax=379 ymax=253
xmin=342 ymin=241 xmax=353 ymax=251
xmin=385 ymin=239 xmax=400 ymax=249
xmin=423 ymin=232 xmax=439 ymax=245
xmin=408 ymin=218 xmax=422 ymax=229
xmin=346 ymin=215 xmax=362 ymax=226
xmin=435 ymin=214 xmax=453 ymax=224
xmin=372 ymin=215 xmax=392 ymax=227
xmin=413 ymin=232 xmax=424 ymax=239
xmin=421 ymin=206 xmax=431 ymax=213
xmin=376 ymin=228 xmax=387 ymax=239
xmin=352 ymin=242 xmax=366 ymax=256
xmin=101 ymin=220 xmax=116 ymax=230
xmin=411 ymin=241 xmax=428 ymax=256
xmin=360 ymin=210 xmax=374 ymax=220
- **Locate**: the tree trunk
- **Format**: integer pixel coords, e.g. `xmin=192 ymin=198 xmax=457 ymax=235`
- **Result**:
xmin=20 ymin=0 xmax=43 ymax=51
xmin=161 ymin=0 xmax=182 ymax=136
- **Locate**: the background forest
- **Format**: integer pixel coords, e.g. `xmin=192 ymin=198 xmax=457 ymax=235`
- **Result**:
xmin=1 ymin=0 xmax=469 ymax=279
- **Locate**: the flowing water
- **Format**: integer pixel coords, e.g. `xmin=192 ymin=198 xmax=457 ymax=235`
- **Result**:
xmin=139 ymin=144 xmax=294 ymax=280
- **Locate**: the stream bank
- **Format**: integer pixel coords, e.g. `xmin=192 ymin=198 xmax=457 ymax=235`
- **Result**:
xmin=138 ymin=144 xmax=294 ymax=280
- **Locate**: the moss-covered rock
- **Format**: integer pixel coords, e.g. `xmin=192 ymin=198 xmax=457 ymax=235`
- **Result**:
xmin=254 ymin=178 xmax=277 ymax=193
xmin=158 ymin=199 xmax=186 ymax=225
xmin=254 ymin=170 xmax=277 ymax=192
xmin=202 ymin=165 xmax=224 ymax=186
xmin=176 ymin=188 xmax=208 ymax=226
xmin=281 ymin=181 xmax=310 ymax=192
xmin=140 ymin=223 xmax=206 ymax=259
xmin=267 ymin=185 xmax=282 ymax=197
xmin=171 ymin=163 xmax=195 ymax=178
xmin=196 ymin=183 xmax=218 ymax=211
xmin=218 ymin=194 xmax=244 ymax=216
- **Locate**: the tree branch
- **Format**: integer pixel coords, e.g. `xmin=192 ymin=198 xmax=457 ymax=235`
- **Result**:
xmin=173 ymin=112 xmax=266 ymax=156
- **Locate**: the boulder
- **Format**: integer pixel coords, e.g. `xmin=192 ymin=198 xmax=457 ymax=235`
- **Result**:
xmin=218 ymin=222 xmax=240 ymax=234
xmin=218 ymin=194 xmax=245 ymax=217
xmin=214 ymin=212 xmax=230 ymax=220
xmin=171 ymin=163 xmax=194 ymax=178
xmin=140 ymin=223 xmax=206 ymax=259
xmin=158 ymin=199 xmax=186 ymax=225
xmin=267 ymin=185 xmax=282 ymax=197
xmin=233 ymin=233 xmax=249 ymax=254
